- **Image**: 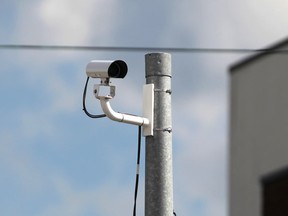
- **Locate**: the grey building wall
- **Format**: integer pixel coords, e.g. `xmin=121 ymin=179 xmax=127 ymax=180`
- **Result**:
xmin=229 ymin=40 xmax=288 ymax=216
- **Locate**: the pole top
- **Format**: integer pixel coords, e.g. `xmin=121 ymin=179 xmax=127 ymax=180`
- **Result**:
xmin=145 ymin=53 xmax=172 ymax=78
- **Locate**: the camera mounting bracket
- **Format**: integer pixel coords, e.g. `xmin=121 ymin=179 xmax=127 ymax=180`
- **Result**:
xmin=94 ymin=83 xmax=154 ymax=136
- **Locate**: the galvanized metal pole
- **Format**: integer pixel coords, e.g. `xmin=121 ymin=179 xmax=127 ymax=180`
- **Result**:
xmin=145 ymin=53 xmax=173 ymax=216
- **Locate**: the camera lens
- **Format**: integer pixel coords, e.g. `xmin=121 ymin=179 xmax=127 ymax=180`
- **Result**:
xmin=108 ymin=60 xmax=128 ymax=78
xmin=108 ymin=63 xmax=121 ymax=77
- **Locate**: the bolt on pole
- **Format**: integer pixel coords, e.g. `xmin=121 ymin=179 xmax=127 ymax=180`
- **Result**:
xmin=145 ymin=53 xmax=173 ymax=216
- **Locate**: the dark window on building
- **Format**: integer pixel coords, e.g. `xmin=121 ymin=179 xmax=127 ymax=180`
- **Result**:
xmin=262 ymin=167 xmax=288 ymax=216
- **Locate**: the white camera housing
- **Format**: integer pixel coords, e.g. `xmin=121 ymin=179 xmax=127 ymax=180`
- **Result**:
xmin=85 ymin=59 xmax=153 ymax=136
xmin=86 ymin=60 xmax=127 ymax=79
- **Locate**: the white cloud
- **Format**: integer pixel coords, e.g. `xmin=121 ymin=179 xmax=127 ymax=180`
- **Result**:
xmin=170 ymin=55 xmax=229 ymax=216
xmin=0 ymin=136 xmax=138 ymax=215
xmin=37 ymin=0 xmax=93 ymax=44
xmin=225 ymin=0 xmax=288 ymax=47
xmin=39 ymin=176 xmax=137 ymax=216
xmin=171 ymin=0 xmax=288 ymax=49
xmin=15 ymin=0 xmax=121 ymax=45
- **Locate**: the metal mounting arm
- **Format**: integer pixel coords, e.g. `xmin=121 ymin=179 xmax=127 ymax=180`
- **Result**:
xmin=94 ymin=83 xmax=154 ymax=136
xmin=100 ymin=98 xmax=149 ymax=126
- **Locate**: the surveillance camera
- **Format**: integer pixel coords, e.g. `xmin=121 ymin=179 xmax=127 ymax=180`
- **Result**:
xmin=86 ymin=60 xmax=128 ymax=79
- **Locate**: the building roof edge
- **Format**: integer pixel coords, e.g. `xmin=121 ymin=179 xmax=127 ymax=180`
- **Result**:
xmin=229 ymin=37 xmax=288 ymax=73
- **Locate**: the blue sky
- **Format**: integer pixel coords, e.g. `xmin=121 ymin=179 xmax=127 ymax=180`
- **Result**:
xmin=1 ymin=0 xmax=288 ymax=216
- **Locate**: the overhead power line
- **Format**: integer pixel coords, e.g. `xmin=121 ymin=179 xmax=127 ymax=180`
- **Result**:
xmin=1 ymin=44 xmax=288 ymax=54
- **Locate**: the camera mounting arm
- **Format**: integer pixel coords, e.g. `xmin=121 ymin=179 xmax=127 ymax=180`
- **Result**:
xmin=100 ymin=98 xmax=149 ymax=126
xmin=94 ymin=83 xmax=154 ymax=136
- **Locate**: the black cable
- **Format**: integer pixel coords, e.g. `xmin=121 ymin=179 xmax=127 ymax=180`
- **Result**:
xmin=82 ymin=76 xmax=106 ymax=118
xmin=1 ymin=44 xmax=288 ymax=54
xmin=133 ymin=126 xmax=142 ymax=216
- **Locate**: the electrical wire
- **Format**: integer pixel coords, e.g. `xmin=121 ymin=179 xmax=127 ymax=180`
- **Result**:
xmin=1 ymin=44 xmax=288 ymax=54
xmin=82 ymin=76 xmax=106 ymax=118
xmin=133 ymin=126 xmax=142 ymax=216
